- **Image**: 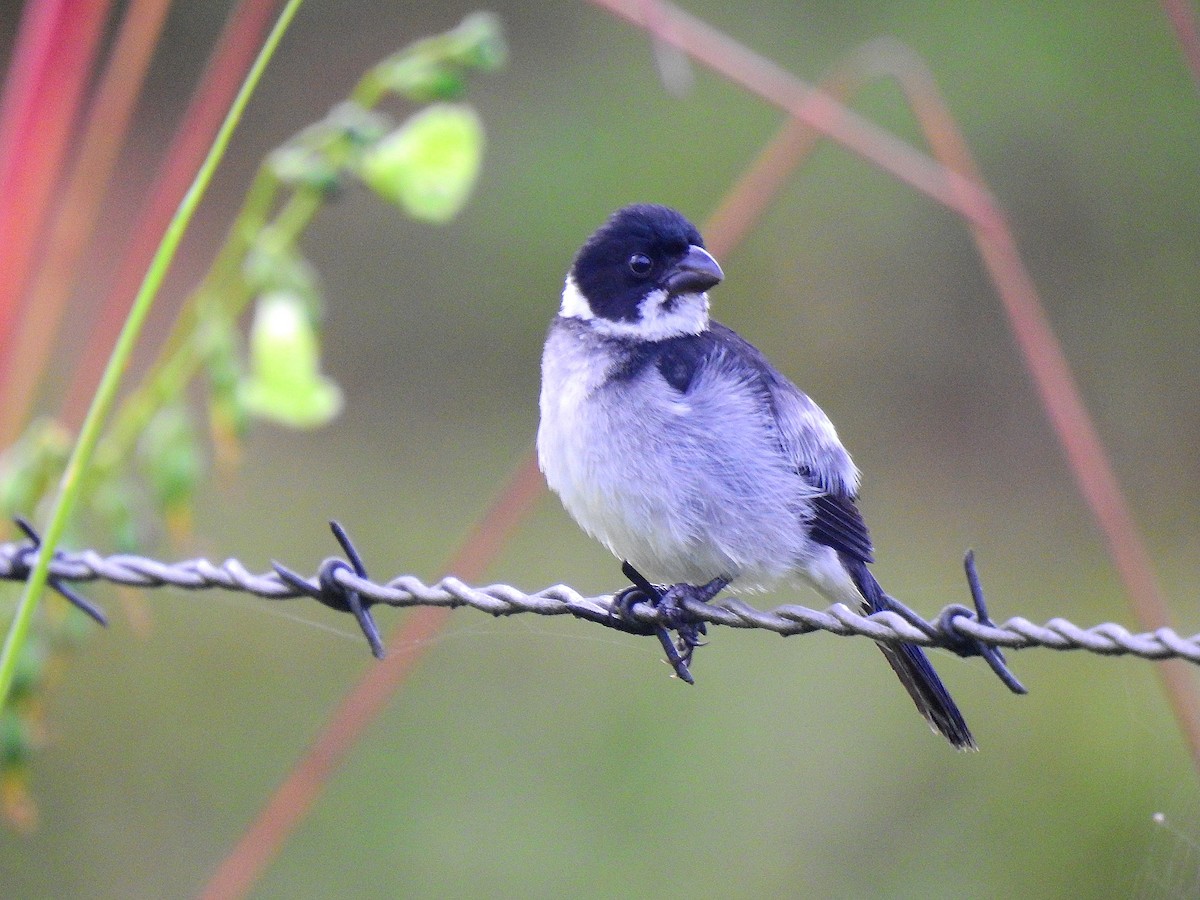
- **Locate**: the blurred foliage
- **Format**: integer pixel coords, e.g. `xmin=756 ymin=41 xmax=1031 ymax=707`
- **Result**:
xmin=359 ymin=103 xmax=486 ymax=223
xmin=240 ymin=290 xmax=343 ymax=427
xmin=0 ymin=1 xmax=1198 ymax=898
xmin=0 ymin=10 xmax=503 ymax=833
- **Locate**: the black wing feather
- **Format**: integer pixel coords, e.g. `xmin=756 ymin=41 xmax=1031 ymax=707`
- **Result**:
xmin=808 ymin=489 xmax=875 ymax=564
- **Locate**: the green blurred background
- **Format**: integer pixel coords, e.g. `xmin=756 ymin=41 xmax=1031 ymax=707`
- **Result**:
xmin=3 ymin=1 xmax=1200 ymax=896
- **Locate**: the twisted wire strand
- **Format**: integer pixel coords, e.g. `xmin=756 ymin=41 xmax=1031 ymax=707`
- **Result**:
xmin=1 ymin=538 xmax=1197 ymax=665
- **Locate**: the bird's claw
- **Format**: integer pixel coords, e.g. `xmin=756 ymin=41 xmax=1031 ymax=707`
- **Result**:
xmin=614 ymin=562 xmax=727 ymax=684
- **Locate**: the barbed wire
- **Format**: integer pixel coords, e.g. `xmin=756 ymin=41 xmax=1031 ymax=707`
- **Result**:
xmin=3 ymin=520 xmax=1199 ymax=691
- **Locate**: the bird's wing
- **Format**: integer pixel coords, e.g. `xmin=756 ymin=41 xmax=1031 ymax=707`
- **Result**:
xmin=692 ymin=332 xmax=972 ymax=748
xmin=703 ymin=323 xmax=874 ymax=563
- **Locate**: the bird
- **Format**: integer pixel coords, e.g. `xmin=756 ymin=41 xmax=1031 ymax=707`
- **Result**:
xmin=537 ymin=203 xmax=975 ymax=750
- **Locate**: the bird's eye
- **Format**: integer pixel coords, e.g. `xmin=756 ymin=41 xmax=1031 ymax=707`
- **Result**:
xmin=627 ymin=253 xmax=652 ymax=276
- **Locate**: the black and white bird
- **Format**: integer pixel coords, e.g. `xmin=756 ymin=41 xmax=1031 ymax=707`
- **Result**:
xmin=537 ymin=203 xmax=975 ymax=750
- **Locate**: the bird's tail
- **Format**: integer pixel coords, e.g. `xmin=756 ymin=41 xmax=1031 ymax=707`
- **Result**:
xmin=841 ymin=555 xmax=977 ymax=751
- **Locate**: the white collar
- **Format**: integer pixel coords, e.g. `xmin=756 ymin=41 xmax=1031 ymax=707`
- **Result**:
xmin=559 ymin=275 xmax=710 ymax=340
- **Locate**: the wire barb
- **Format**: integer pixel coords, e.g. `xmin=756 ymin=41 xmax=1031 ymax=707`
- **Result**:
xmin=271 ymin=521 xmax=384 ymax=658
xmin=2 ymin=526 xmax=1198 ymax=680
xmin=953 ymin=551 xmax=1026 ymax=694
xmin=10 ymin=517 xmax=108 ymax=626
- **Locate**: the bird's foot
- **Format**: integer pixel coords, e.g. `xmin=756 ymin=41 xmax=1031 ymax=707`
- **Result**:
xmin=613 ymin=562 xmax=728 ymax=684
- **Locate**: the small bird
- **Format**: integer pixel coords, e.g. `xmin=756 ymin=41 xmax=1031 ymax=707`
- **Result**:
xmin=537 ymin=203 xmax=975 ymax=750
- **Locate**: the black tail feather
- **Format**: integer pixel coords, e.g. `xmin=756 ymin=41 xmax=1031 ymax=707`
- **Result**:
xmin=841 ymin=554 xmax=977 ymax=751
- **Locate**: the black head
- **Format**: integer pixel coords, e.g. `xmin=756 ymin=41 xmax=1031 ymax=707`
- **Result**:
xmin=567 ymin=204 xmax=723 ymax=328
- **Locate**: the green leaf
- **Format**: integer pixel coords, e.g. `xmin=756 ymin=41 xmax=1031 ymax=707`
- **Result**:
xmin=139 ymin=406 xmax=203 ymax=518
xmin=451 ymin=12 xmax=507 ymax=72
xmin=239 ymin=291 xmax=342 ymax=429
xmin=358 ymin=103 xmax=484 ymax=224
xmin=368 ymin=13 xmax=506 ymax=103
xmin=0 ymin=419 xmax=71 ymax=519
xmin=268 ymin=102 xmax=391 ymax=189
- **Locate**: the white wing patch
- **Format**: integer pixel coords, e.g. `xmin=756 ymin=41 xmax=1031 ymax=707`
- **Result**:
xmin=771 ymin=385 xmax=861 ymax=497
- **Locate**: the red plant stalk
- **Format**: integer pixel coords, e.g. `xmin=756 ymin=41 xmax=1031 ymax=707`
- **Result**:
xmin=0 ymin=0 xmax=174 ymax=445
xmin=1161 ymin=0 xmax=1200 ymax=95
xmin=0 ymin=0 xmax=113 ymax=367
xmin=863 ymin=38 xmax=1200 ymax=772
xmin=61 ymin=0 xmax=285 ymax=428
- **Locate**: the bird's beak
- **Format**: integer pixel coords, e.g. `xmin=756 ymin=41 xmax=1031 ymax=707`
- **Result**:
xmin=664 ymin=245 xmax=723 ymax=295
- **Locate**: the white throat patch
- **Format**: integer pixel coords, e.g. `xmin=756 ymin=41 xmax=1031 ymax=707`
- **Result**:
xmin=559 ymin=275 xmax=710 ymax=340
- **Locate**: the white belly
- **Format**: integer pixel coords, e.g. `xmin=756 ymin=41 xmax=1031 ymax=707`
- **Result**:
xmin=537 ymin=323 xmax=813 ymax=589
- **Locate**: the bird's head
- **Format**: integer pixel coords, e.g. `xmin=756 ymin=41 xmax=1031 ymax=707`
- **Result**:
xmin=560 ymin=204 xmax=724 ymax=340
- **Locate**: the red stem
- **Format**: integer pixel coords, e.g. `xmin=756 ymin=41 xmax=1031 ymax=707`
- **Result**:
xmin=0 ymin=0 xmax=175 ymax=445
xmin=591 ymin=0 xmax=998 ymax=229
xmin=0 ymin=0 xmax=113 ymax=369
xmin=199 ymin=456 xmax=547 ymax=900
xmin=1161 ymin=0 xmax=1200 ymax=95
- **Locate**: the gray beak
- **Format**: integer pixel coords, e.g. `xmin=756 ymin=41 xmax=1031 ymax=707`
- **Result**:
xmin=664 ymin=245 xmax=723 ymax=295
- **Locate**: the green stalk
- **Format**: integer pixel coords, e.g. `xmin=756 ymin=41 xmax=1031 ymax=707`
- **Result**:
xmin=0 ymin=0 xmax=307 ymax=709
